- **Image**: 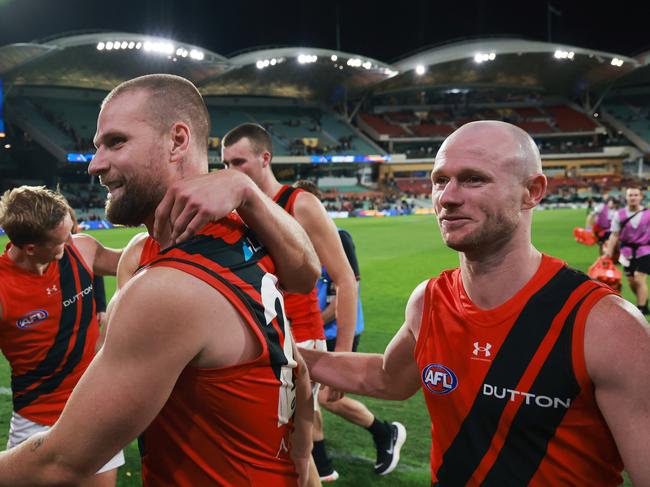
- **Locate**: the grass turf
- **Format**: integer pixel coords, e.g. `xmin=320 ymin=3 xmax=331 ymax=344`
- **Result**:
xmin=0 ymin=209 xmax=634 ymax=485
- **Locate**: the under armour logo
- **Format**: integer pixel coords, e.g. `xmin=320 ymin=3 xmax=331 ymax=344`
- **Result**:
xmin=46 ymin=285 xmax=59 ymax=295
xmin=473 ymin=342 xmax=492 ymax=358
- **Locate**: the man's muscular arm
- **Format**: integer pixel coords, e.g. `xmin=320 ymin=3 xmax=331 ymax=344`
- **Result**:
xmin=153 ymin=171 xmax=319 ymax=294
xmin=585 ymin=294 xmax=650 ymax=485
xmin=0 ymin=268 xmax=221 ymax=486
xmin=293 ymin=191 xmax=357 ymax=352
xmin=302 ymin=281 xmax=426 ymax=400
xmin=290 ymin=344 xmax=313 ymax=487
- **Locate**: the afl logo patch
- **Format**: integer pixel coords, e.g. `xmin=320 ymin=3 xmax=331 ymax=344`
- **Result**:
xmin=16 ymin=310 xmax=49 ymax=329
xmin=422 ymin=363 xmax=458 ymax=395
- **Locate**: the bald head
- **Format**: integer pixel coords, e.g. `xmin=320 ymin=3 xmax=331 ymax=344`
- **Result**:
xmin=437 ymin=121 xmax=542 ymax=180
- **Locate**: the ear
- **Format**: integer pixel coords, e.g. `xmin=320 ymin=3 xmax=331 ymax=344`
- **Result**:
xmin=23 ymin=243 xmax=37 ymax=256
xmin=261 ymin=150 xmax=272 ymax=168
xmin=522 ymin=173 xmax=547 ymax=210
xmin=169 ymin=122 xmax=191 ymax=164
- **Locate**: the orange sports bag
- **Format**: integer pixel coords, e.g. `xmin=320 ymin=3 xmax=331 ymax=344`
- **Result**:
xmin=588 ymin=256 xmax=622 ymax=293
xmin=573 ymin=227 xmax=598 ymax=246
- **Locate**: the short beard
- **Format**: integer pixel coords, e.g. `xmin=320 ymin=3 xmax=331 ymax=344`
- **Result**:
xmin=105 ymin=176 xmax=165 ymax=227
xmin=445 ymin=211 xmax=519 ymax=254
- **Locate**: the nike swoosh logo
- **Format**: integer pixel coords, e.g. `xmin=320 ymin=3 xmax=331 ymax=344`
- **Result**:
xmin=374 ymin=462 xmax=384 ymax=468
xmin=386 ymin=444 xmax=394 ymax=455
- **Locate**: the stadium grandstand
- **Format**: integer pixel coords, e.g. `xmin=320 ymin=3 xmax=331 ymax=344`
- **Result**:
xmin=1 ymin=32 xmax=650 ymax=226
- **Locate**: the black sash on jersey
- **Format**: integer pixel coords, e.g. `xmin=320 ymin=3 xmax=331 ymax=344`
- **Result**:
xmin=12 ymin=246 xmax=95 ymax=411
xmin=146 ymin=229 xmax=289 ymax=376
xmin=274 ymin=186 xmax=301 ymax=213
xmin=434 ymin=267 xmax=600 ymax=486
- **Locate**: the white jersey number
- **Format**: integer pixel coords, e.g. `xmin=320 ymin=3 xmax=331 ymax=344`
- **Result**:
xmin=260 ymin=273 xmax=297 ymax=426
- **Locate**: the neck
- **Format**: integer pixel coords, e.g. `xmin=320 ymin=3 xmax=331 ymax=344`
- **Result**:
xmin=7 ymin=245 xmax=51 ymax=276
xmin=459 ymin=234 xmax=542 ymax=310
xmin=259 ymin=171 xmax=283 ymax=199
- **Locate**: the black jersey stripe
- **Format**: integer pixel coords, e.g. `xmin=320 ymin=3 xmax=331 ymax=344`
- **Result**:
xmin=435 ymin=267 xmax=590 ymax=486
xmin=150 ymin=228 xmax=290 ymax=377
xmin=481 ymin=288 xmax=596 ymax=485
xmin=11 ymin=249 xmax=79 ymax=393
xmin=146 ymin=255 xmax=289 ymax=379
xmin=14 ymin=248 xmax=96 ymax=411
xmin=274 ymin=186 xmax=300 ymax=212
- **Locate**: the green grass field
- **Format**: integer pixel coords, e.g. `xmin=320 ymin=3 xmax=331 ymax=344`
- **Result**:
xmin=0 ymin=209 xmax=635 ymax=485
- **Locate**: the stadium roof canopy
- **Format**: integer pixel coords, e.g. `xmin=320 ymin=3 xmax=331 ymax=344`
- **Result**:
xmin=0 ymin=33 xmax=644 ymax=103
xmin=0 ymin=31 xmax=398 ymax=103
xmin=0 ymin=31 xmax=229 ymax=92
xmin=373 ymin=38 xmax=640 ymax=99
xmin=201 ymin=47 xmax=397 ymax=102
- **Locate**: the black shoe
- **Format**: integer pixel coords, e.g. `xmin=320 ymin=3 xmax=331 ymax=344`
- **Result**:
xmin=638 ymin=304 xmax=650 ymax=315
xmin=374 ymin=421 xmax=407 ymax=475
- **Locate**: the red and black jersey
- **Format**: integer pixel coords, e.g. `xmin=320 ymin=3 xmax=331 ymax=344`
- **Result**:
xmin=415 ymin=254 xmax=623 ymax=486
xmin=273 ymin=185 xmax=325 ymax=342
xmin=0 ymin=243 xmax=98 ymax=425
xmin=137 ymin=215 xmax=298 ymax=486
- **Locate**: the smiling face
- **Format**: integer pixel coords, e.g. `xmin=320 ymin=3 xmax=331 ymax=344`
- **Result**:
xmin=431 ymin=122 xmax=541 ymax=254
xmin=89 ymin=89 xmax=168 ymax=226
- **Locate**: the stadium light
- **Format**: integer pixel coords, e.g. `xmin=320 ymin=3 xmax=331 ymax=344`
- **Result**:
xmin=270 ymin=58 xmax=277 ymax=65
xmin=135 ymin=42 xmax=142 ymax=49
xmin=474 ymin=52 xmax=496 ymax=63
xmin=415 ymin=64 xmax=425 ymax=75
xmin=96 ymin=42 xmax=105 ymax=51
xmin=362 ymin=61 xmax=372 ymax=70
xmin=105 ymin=41 xmax=114 ymax=50
xmin=611 ymin=57 xmax=624 ymax=67
xmin=298 ymin=54 xmax=317 ymax=64
xmin=331 ymin=55 xmax=338 ymax=61
xmin=3 ymin=144 xmax=10 ymax=149
xmin=190 ymin=49 xmax=204 ymax=60
xmin=554 ymin=50 xmax=574 ymax=60
xmin=121 ymin=41 xmax=128 ymax=49
xmin=128 ymin=41 xmax=135 ymax=49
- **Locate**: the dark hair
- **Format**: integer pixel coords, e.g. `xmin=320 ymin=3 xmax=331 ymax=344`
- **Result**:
xmin=222 ymin=123 xmax=273 ymax=159
xmin=293 ymin=179 xmax=321 ymax=199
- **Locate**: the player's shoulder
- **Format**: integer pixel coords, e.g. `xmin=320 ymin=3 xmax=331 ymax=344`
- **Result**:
xmin=405 ymin=279 xmax=432 ymax=335
xmin=70 ymin=233 xmax=100 ymax=264
xmin=124 ymin=232 xmax=149 ymax=258
xmin=293 ymin=189 xmax=324 ymax=212
xmin=118 ymin=265 xmax=227 ymax=323
xmin=70 ymin=232 xmax=98 ymax=249
xmin=584 ymin=293 xmax=650 ymax=385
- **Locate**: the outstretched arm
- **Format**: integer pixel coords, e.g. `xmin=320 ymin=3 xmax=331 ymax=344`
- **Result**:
xmin=585 ymin=294 xmax=650 ymax=485
xmin=153 ymin=171 xmax=319 ymax=294
xmin=302 ymin=281 xmax=427 ymax=400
